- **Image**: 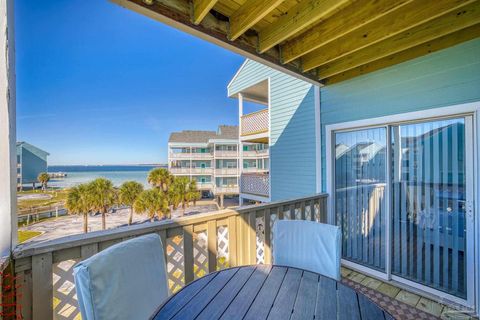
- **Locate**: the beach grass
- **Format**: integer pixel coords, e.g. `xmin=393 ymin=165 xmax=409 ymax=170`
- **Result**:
xmin=18 ymin=230 xmax=42 ymax=243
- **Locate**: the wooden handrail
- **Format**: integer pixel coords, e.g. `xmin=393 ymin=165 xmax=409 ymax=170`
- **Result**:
xmin=13 ymin=193 xmax=328 ymax=320
xmin=240 ymin=108 xmax=268 ymax=119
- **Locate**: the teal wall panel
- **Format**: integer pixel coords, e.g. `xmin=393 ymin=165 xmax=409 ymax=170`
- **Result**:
xmin=320 ymin=38 xmax=480 ymax=190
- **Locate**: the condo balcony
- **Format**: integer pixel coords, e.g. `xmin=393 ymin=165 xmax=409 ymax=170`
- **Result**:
xmin=190 ymin=167 xmax=213 ymax=174
xmin=240 ymin=173 xmax=270 ymax=197
xmin=215 ymin=185 xmax=239 ymax=194
xmin=169 ymin=152 xmax=213 ymax=159
xmin=215 ymin=167 xmax=238 ymax=175
xmin=214 ymin=150 xmax=238 ymax=158
xmin=241 ymin=109 xmax=269 ymax=143
xmin=243 ymin=147 xmax=269 ymax=158
xmin=242 ymin=167 xmax=268 ymax=173
xmin=196 ymin=182 xmax=213 ymax=189
xmin=169 ymin=167 xmax=191 ymax=174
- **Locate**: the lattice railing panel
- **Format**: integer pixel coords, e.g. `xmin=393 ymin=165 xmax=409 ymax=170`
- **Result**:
xmin=53 ymin=259 xmax=80 ymax=320
xmin=166 ymin=235 xmax=184 ymax=292
xmin=256 ymin=216 xmax=265 ymax=264
xmin=194 ymin=231 xmax=208 ymax=279
xmin=241 ymin=174 xmax=269 ymax=197
xmin=314 ymin=202 xmax=321 ymax=222
xmin=295 ymin=206 xmax=302 ymax=220
xmin=241 ymin=109 xmax=268 ymax=136
xmin=305 ymin=203 xmax=312 ymax=220
xmin=217 ymin=225 xmax=229 ymax=270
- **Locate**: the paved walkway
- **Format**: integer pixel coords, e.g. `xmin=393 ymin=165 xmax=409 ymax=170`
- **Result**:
xmin=19 ymin=202 xmax=219 ymax=244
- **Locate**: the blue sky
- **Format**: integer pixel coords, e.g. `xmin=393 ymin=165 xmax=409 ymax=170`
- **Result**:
xmin=15 ymin=0 xmax=245 ymax=165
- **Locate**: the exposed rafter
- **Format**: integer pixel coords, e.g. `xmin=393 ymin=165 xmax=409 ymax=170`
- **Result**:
xmin=324 ymin=23 xmax=480 ymax=84
xmin=228 ymin=0 xmax=286 ymax=41
xmin=257 ymin=0 xmax=351 ymax=53
xmin=280 ymin=0 xmax=412 ymax=64
xmin=192 ymin=0 xmax=219 ymax=24
xmin=302 ymin=0 xmax=476 ymax=72
xmin=315 ymin=2 xmax=480 ymax=80
xmin=114 ymin=0 xmax=480 ymax=84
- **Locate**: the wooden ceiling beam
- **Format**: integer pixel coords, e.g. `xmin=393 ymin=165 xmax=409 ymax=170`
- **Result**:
xmin=281 ymin=0 xmax=412 ymax=64
xmin=228 ymin=0 xmax=286 ymax=40
xmin=323 ymin=23 xmax=480 ymax=84
xmin=315 ymin=1 xmax=480 ymax=79
xmin=112 ymin=0 xmax=321 ymax=84
xmin=257 ymin=0 xmax=351 ymax=53
xmin=303 ymin=0 xmax=477 ymax=72
xmin=192 ymin=0 xmax=219 ymax=24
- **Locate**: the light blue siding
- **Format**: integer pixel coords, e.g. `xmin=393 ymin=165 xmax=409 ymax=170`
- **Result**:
xmin=321 ymin=38 xmax=480 ymax=190
xmin=229 ymin=60 xmax=318 ymax=201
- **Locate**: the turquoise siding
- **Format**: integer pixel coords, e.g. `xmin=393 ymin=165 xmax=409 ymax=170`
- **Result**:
xmin=229 ymin=60 xmax=318 ymax=201
xmin=321 ymin=39 xmax=480 ymax=190
xmin=19 ymin=148 xmax=47 ymax=184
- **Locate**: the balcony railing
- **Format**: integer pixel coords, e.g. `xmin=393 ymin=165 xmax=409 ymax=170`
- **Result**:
xmin=243 ymin=148 xmax=269 ymax=158
xmin=169 ymin=152 xmax=213 ymax=159
xmin=215 ymin=150 xmax=238 ymax=157
xmin=241 ymin=109 xmax=268 ymax=137
xmin=215 ymin=186 xmax=239 ymax=194
xmin=242 ymin=167 xmax=268 ymax=173
xmin=169 ymin=167 xmax=191 ymax=174
xmin=240 ymin=173 xmax=269 ymax=197
xmin=215 ymin=168 xmax=238 ymax=175
xmin=195 ymin=183 xmax=213 ymax=190
xmin=191 ymin=168 xmax=213 ymax=174
xmin=12 ymin=194 xmax=327 ymax=320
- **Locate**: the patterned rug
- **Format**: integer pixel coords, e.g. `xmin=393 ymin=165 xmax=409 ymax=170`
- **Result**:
xmin=342 ymin=278 xmax=440 ymax=320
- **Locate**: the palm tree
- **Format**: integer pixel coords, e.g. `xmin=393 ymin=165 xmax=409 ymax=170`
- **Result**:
xmin=171 ymin=176 xmax=190 ymax=212
xmin=133 ymin=189 xmax=169 ymax=221
xmin=89 ymin=178 xmax=116 ymax=230
xmin=118 ymin=181 xmax=144 ymax=225
xmin=65 ymin=184 xmax=91 ymax=233
xmin=37 ymin=172 xmax=50 ymax=191
xmin=187 ymin=180 xmax=201 ymax=206
xmin=147 ymin=168 xmax=173 ymax=192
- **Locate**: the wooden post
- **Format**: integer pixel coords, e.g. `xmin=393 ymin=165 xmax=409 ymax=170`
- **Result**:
xmin=264 ymin=209 xmax=271 ymax=264
xmin=32 ymin=253 xmax=53 ymax=320
xmin=183 ymin=225 xmax=194 ymax=284
xmin=227 ymin=216 xmax=237 ymax=267
xmin=248 ymin=212 xmax=256 ymax=264
xmin=207 ymin=220 xmax=217 ymax=272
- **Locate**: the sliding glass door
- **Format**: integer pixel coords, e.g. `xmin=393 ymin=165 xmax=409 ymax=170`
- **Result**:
xmin=391 ymin=118 xmax=471 ymax=299
xmin=334 ymin=127 xmax=387 ymax=271
xmin=333 ymin=116 xmax=473 ymax=301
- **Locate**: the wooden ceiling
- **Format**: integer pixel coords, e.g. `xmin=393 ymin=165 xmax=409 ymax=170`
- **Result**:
xmin=113 ymin=0 xmax=480 ymax=85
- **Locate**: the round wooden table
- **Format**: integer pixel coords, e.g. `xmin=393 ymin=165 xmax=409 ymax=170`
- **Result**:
xmin=152 ymin=265 xmax=394 ymax=320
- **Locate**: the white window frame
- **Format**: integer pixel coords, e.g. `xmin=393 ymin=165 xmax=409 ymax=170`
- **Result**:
xmin=325 ymin=101 xmax=480 ymax=312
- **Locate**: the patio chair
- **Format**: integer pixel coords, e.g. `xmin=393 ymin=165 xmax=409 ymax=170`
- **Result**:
xmin=73 ymin=233 xmax=169 ymax=320
xmin=273 ymin=220 xmax=342 ymax=280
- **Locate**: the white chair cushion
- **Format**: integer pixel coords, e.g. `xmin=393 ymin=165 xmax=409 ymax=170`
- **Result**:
xmin=273 ymin=220 xmax=341 ymax=280
xmin=73 ymin=233 xmax=169 ymax=320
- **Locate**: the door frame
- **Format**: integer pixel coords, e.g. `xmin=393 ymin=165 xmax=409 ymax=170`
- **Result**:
xmin=325 ymin=101 xmax=480 ymax=310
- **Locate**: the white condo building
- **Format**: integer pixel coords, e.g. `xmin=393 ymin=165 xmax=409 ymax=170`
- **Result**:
xmin=168 ymin=125 xmax=269 ymax=207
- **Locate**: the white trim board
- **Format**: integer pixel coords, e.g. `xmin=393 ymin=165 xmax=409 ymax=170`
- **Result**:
xmin=314 ymin=85 xmax=322 ymax=193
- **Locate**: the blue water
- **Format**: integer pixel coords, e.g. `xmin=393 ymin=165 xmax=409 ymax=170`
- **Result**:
xmin=47 ymin=165 xmax=166 ymax=188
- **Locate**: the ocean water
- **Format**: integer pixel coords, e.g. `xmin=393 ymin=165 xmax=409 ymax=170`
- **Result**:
xmin=47 ymin=165 xmax=166 ymax=189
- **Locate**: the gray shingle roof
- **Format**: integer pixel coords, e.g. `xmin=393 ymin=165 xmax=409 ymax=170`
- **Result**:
xmin=169 ymin=125 xmax=238 ymax=143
